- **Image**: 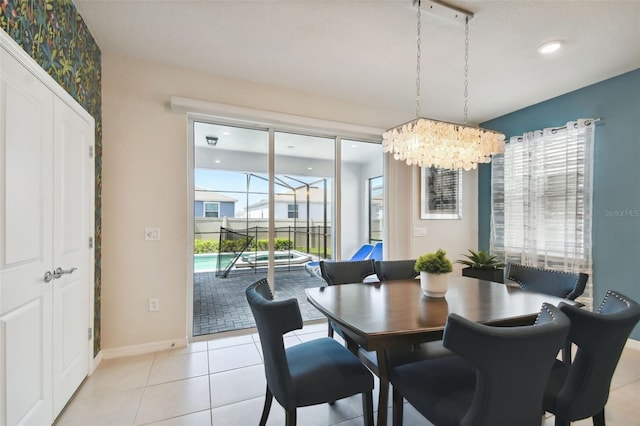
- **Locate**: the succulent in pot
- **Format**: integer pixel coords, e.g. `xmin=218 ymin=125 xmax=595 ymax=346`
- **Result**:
xmin=456 ymin=249 xmax=505 ymax=283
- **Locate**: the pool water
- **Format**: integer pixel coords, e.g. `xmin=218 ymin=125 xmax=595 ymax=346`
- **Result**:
xmin=194 ymin=253 xmax=236 ymax=272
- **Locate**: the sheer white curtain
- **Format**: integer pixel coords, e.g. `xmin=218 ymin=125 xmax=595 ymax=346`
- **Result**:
xmin=490 ymin=119 xmax=595 ymax=304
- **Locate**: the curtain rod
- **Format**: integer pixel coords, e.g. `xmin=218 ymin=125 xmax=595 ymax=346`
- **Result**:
xmin=508 ymin=118 xmax=602 ymax=142
xmin=549 ymin=117 xmax=601 ymax=133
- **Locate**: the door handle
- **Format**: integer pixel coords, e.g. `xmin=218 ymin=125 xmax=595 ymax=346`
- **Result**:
xmin=53 ymin=267 xmax=77 ymax=279
xmin=44 ymin=271 xmax=55 ymax=283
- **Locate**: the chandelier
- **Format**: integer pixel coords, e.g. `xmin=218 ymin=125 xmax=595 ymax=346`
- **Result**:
xmin=382 ymin=0 xmax=505 ymax=171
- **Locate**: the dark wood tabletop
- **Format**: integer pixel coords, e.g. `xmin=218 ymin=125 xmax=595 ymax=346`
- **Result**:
xmin=305 ymin=276 xmax=578 ymax=426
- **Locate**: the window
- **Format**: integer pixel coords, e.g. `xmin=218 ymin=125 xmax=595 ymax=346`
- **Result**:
xmin=490 ymin=119 xmax=595 ymax=304
xmin=287 ymin=203 xmax=298 ymax=219
xmin=203 ymin=202 xmax=219 ymax=218
xmin=369 ymin=176 xmax=383 ymax=243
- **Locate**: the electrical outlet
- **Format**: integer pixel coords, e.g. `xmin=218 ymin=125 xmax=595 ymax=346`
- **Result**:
xmin=145 ymin=227 xmax=160 ymax=241
xmin=149 ymin=298 xmax=160 ymax=312
xmin=413 ymin=227 xmax=427 ymax=237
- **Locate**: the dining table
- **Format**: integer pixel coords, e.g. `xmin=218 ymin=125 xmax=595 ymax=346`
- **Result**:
xmin=305 ymin=276 xmax=580 ymax=426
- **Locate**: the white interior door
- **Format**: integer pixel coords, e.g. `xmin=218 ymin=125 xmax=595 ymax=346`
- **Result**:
xmin=0 ymin=46 xmax=54 ymax=426
xmin=52 ymin=97 xmax=92 ymax=417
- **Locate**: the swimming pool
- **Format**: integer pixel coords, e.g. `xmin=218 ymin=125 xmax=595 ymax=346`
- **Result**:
xmin=194 ymin=253 xmax=236 ymax=273
xmin=194 ymin=250 xmax=312 ymax=272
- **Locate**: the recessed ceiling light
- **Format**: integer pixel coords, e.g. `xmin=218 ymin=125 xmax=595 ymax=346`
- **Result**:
xmin=307 ymin=167 xmax=312 ymax=170
xmin=215 ymin=160 xmax=221 ymax=164
xmin=538 ymin=40 xmax=563 ymax=54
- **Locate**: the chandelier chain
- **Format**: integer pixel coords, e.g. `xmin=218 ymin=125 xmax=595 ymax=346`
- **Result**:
xmin=381 ymin=2 xmax=505 ymax=171
xmin=463 ymin=17 xmax=469 ymax=124
xmin=416 ymin=0 xmax=421 ymax=118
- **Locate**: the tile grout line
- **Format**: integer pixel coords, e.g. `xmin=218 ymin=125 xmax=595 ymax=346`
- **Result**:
xmin=132 ymin=352 xmax=158 ymax=426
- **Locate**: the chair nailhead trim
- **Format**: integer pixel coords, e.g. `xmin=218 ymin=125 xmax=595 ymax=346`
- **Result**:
xmin=598 ymin=290 xmax=630 ymax=313
xmin=255 ymin=278 xmax=273 ymax=299
xmin=534 ymin=305 xmax=555 ymax=325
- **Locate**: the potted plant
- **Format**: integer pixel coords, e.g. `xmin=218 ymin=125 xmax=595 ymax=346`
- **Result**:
xmin=414 ymin=249 xmax=453 ymax=297
xmin=456 ymin=249 xmax=505 ymax=283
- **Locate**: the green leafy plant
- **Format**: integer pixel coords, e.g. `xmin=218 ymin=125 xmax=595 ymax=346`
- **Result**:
xmin=194 ymin=239 xmax=219 ymax=254
xmin=456 ymin=249 xmax=505 ymax=270
xmin=414 ymin=249 xmax=453 ymax=274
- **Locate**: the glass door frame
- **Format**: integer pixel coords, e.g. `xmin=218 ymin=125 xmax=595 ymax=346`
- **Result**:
xmin=185 ymin=110 xmax=382 ymax=340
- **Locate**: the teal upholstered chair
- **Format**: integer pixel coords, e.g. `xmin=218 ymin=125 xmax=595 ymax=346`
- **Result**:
xmin=543 ymin=291 xmax=640 ymax=426
xmin=506 ymin=263 xmax=588 ymax=301
xmin=319 ymin=259 xmax=376 ymax=338
xmin=246 ymin=279 xmax=374 ymax=426
xmin=390 ymin=304 xmax=570 ymax=426
xmin=374 ymin=259 xmax=419 ymax=281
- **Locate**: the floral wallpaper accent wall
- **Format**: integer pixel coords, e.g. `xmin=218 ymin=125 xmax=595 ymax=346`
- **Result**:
xmin=1 ymin=0 xmax=102 ymax=355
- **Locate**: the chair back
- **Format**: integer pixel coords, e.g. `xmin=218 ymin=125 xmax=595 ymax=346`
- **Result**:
xmin=443 ymin=303 xmax=570 ymax=426
xmin=246 ymin=279 xmax=302 ymax=408
xmin=374 ymin=259 xmax=418 ymax=281
xmin=548 ymin=290 xmax=640 ymax=421
xmin=506 ymin=263 xmax=588 ymax=300
xmin=320 ymin=259 xmax=375 ymax=286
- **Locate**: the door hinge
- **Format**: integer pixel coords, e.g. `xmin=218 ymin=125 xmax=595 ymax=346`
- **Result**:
xmin=88 ymin=328 xmax=93 ymax=340
xmin=89 ymin=146 xmax=94 ymax=158
xmin=89 ymin=237 xmax=94 ymax=249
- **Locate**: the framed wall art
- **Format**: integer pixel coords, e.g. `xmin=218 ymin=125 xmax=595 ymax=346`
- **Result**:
xmin=420 ymin=167 xmax=462 ymax=219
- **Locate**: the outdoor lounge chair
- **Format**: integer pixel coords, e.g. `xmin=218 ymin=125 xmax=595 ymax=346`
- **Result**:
xmin=304 ymin=243 xmax=374 ymax=277
xmin=367 ymin=241 xmax=383 ymax=261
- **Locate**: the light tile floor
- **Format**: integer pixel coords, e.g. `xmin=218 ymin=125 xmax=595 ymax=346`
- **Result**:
xmin=56 ymin=323 xmax=640 ymax=426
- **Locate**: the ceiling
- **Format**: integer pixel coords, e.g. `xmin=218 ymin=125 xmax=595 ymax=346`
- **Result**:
xmin=74 ymin=0 xmax=640 ymax=126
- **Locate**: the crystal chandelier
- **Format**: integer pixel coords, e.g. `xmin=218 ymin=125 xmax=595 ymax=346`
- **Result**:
xmin=382 ymin=0 xmax=505 ymax=171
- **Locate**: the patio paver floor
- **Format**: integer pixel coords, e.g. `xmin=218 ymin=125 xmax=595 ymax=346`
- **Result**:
xmin=193 ymin=266 xmax=327 ymax=336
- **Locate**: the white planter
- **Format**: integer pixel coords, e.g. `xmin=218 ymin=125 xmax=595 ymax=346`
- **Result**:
xmin=420 ymin=271 xmax=449 ymax=298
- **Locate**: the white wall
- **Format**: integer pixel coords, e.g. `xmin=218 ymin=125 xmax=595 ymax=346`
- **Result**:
xmin=410 ymin=164 xmax=479 ymax=275
xmin=101 ymin=52 xmax=478 ymax=352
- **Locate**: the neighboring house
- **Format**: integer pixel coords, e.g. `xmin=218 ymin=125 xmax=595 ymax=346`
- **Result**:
xmin=194 ymin=187 xmax=237 ymax=218
xmin=246 ymin=187 xmax=331 ymax=220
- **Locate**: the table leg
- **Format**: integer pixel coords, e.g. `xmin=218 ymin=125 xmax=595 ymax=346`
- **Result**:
xmin=345 ymin=337 xmax=359 ymax=355
xmin=376 ymin=350 xmax=390 ymax=426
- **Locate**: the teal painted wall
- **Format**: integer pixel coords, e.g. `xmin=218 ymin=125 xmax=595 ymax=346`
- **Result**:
xmin=1 ymin=0 xmax=102 ymax=353
xmin=480 ymin=69 xmax=640 ymax=339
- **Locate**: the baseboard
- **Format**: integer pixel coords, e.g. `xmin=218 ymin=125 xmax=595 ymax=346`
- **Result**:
xmin=626 ymin=338 xmax=640 ymax=351
xmin=101 ymin=337 xmax=189 ymax=360
xmin=90 ymin=351 xmax=103 ymax=374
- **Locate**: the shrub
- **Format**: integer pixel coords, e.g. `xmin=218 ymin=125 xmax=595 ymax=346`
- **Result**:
xmin=194 ymin=239 xmax=218 ymax=254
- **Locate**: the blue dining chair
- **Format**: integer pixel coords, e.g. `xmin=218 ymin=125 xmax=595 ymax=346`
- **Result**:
xmin=506 ymin=263 xmax=589 ymax=362
xmin=506 ymin=263 xmax=588 ymax=301
xmin=374 ymin=259 xmax=419 ymax=281
xmin=246 ymin=279 xmax=374 ymax=426
xmin=319 ymin=259 xmax=376 ymax=338
xmin=390 ymin=303 xmax=570 ymax=426
xmin=543 ymin=290 xmax=640 ymax=426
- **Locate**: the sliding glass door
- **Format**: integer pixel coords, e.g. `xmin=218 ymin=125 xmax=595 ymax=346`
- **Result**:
xmin=190 ymin=119 xmax=381 ymax=337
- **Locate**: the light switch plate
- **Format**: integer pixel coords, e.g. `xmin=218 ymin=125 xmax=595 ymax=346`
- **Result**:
xmin=145 ymin=227 xmax=160 ymax=241
xmin=413 ymin=227 xmax=427 ymax=237
xmin=149 ymin=298 xmax=160 ymax=312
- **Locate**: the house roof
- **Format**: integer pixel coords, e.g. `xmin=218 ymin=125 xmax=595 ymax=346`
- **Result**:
xmin=247 ymin=187 xmax=331 ymax=209
xmin=194 ymin=188 xmax=237 ymax=203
